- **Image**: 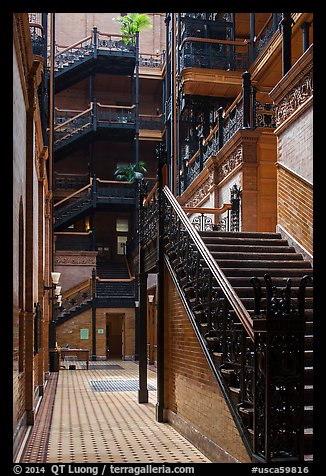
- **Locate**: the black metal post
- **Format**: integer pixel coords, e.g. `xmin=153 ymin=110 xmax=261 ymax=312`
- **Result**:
xmin=91 ymin=267 xmax=97 ymax=361
xmin=280 ymin=13 xmax=293 ymax=76
xmin=250 ymin=13 xmax=255 ymax=64
xmin=93 ymin=26 xmax=98 ymax=58
xmin=156 ymin=143 xmax=166 ymax=422
xmin=217 ymin=107 xmax=224 ymax=150
xmin=301 ymin=22 xmax=310 ymax=53
xmin=138 ymin=269 xmax=148 ymax=403
xmin=135 ymin=31 xmax=139 ymax=172
xmin=242 ymin=71 xmax=251 ymax=128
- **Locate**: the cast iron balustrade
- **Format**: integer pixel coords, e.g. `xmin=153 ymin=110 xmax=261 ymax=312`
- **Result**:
xmin=54 ymin=279 xmax=93 ymax=322
xmin=139 ymin=180 xmax=309 ymax=462
xmin=253 ymin=14 xmax=282 ymax=59
xmin=139 ymin=52 xmax=163 ymax=68
xmin=179 ymin=37 xmax=249 ymax=71
xmin=181 ymin=78 xmax=277 ymax=191
xmin=139 ymin=114 xmax=164 ymax=131
xmin=54 ymin=231 xmax=94 ymax=251
xmin=54 ymin=172 xmax=90 ymax=190
xmin=28 ymin=13 xmax=46 ymax=57
xmin=54 ymin=102 xmax=136 ymax=151
xmin=54 ymin=28 xmax=136 ymax=72
xmin=53 ymin=177 xmax=136 ymax=230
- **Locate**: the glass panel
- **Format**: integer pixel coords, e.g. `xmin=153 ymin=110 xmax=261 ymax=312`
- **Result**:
xmin=116 ymin=218 xmax=129 ymax=232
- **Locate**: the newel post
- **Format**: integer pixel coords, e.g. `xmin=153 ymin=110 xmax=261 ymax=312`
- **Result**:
xmin=251 ymin=275 xmax=309 ymax=462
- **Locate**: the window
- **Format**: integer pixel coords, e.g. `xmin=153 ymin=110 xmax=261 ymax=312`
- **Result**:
xmin=117 ymin=236 xmax=128 ymax=255
xmin=116 ymin=218 xmax=129 ymax=232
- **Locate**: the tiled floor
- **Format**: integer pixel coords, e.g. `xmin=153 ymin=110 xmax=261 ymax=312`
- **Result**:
xmin=21 ymin=359 xmax=210 ymax=464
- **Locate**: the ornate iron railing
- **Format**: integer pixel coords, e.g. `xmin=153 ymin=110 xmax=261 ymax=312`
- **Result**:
xmin=139 ymin=52 xmax=163 ymax=68
xmin=54 ymin=105 xmax=93 ymax=146
xmin=54 ymin=231 xmax=94 ymax=251
xmin=181 ymin=74 xmax=277 ymax=191
xmin=254 ymin=14 xmax=282 ymax=59
xmin=54 ymin=27 xmax=136 ymax=72
xmin=54 ymin=102 xmax=136 ymax=147
xmin=179 ymin=37 xmax=249 ymax=71
xmin=139 ymin=175 xmax=308 ymax=462
xmin=54 ymin=279 xmax=93 ymax=321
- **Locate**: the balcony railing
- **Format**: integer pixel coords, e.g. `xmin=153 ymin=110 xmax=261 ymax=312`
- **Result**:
xmin=54 ymin=27 xmax=136 ymax=72
xmin=54 ymin=102 xmax=136 ymax=148
xmin=139 ymin=52 xmax=163 ymax=68
xmin=181 ymin=74 xmax=277 ymax=192
xmin=179 ymin=37 xmax=249 ymax=71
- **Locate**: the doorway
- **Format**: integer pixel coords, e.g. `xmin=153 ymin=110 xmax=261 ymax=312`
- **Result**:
xmin=106 ymin=313 xmax=124 ymax=359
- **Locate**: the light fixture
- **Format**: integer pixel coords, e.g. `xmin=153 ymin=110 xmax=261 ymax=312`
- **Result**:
xmin=135 ymin=301 xmax=140 ymax=308
xmin=54 ymin=286 xmax=62 ymax=296
xmin=44 ymin=272 xmax=61 ymax=291
xmin=57 ymin=295 xmax=62 ymax=303
xmin=148 ymin=294 xmax=154 ymax=303
xmin=51 ymin=272 xmax=61 ymax=285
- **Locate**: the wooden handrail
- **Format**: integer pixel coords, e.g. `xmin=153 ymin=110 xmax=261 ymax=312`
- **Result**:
xmin=96 ymin=277 xmax=135 ymax=282
xmin=54 ymin=34 xmax=92 ymax=58
xmin=54 ymin=104 xmax=93 ymax=131
xmin=54 ymin=231 xmax=93 ymax=235
xmin=187 ymin=148 xmax=200 ymax=167
xmin=164 ymin=186 xmax=253 ymax=340
xmin=55 ymin=106 xmax=84 ymax=114
xmin=180 ymin=36 xmax=249 ymax=50
xmin=254 ymin=14 xmax=273 ymax=43
xmin=98 ymin=31 xmax=135 ymax=39
xmin=53 ymin=180 xmax=92 ymax=208
xmin=97 ymin=102 xmax=136 ymax=110
xmin=96 ymin=178 xmax=132 ymax=184
xmin=143 ymin=182 xmax=158 ymax=206
xmin=182 ymin=204 xmax=232 ymax=215
xmin=62 ymin=278 xmax=91 ymax=300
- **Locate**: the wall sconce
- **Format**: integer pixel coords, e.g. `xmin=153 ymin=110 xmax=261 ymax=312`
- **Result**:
xmin=44 ymin=271 xmax=61 ymax=291
xmin=148 ymin=294 xmax=155 ymax=303
xmin=44 ymin=272 xmax=62 ymax=305
xmin=54 ymin=286 xmax=62 ymax=297
xmin=135 ymin=300 xmax=140 ymax=308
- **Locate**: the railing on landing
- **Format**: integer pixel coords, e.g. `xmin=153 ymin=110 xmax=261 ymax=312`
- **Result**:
xmin=54 ymin=28 xmax=136 ymax=72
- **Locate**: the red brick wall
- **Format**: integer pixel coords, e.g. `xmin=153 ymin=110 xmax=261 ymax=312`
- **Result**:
xmin=277 ymin=166 xmax=313 ymax=255
xmin=164 ymin=269 xmax=250 ymax=462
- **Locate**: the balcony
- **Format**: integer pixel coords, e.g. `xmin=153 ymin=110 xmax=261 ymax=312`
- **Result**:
xmin=54 ymin=102 xmax=136 ymax=157
xmin=53 ymin=177 xmax=136 ymax=230
xmin=54 ymin=28 xmax=137 ymax=93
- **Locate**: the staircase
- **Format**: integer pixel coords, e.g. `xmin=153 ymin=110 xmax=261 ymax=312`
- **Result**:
xmin=198 ymin=230 xmax=313 ymax=461
xmin=96 ymin=262 xmax=130 ymax=279
xmin=54 ymin=194 xmax=93 ymax=230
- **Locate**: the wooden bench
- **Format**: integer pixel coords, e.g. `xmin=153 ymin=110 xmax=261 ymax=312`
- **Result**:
xmin=60 ymin=348 xmax=90 ymax=370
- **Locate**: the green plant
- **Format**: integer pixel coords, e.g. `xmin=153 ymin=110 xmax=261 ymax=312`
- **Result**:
xmin=114 ymin=161 xmax=147 ymax=182
xmin=113 ymin=13 xmax=152 ymax=44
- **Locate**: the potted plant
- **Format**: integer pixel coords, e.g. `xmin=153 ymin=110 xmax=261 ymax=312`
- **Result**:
xmin=114 ymin=161 xmax=147 ymax=182
xmin=113 ymin=13 xmax=152 ymax=44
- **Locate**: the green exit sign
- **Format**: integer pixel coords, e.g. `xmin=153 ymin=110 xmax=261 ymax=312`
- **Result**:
xmin=98 ymin=328 xmax=104 ymax=334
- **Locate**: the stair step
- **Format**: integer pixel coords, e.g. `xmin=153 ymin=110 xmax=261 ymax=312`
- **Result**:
xmin=227 ymin=276 xmax=312 ymax=286
xmin=211 ymin=252 xmax=304 ymax=261
xmin=215 ymin=259 xmax=312 ymax=268
xmin=204 ymin=244 xmax=296 ymax=253
xmin=202 ymin=237 xmax=290 ymax=247
xmin=199 ymin=231 xmax=282 ymax=239
xmin=221 ymin=268 xmax=313 ymax=277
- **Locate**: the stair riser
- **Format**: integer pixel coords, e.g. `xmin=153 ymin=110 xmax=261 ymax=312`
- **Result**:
xmin=221 ymin=268 xmax=313 ymax=277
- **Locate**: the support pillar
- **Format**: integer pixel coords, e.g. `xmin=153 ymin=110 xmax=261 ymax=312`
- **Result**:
xmin=91 ymin=267 xmax=97 ymax=361
xmin=156 ymin=143 xmax=167 ymax=422
xmin=138 ymin=269 xmax=148 ymax=403
xmin=280 ymin=13 xmax=293 ymax=76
